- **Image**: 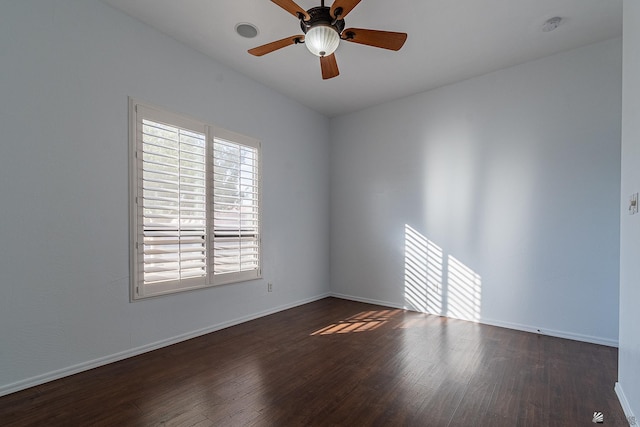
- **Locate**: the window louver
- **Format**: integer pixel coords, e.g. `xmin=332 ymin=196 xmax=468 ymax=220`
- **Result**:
xmin=141 ymin=119 xmax=207 ymax=286
xmin=213 ymin=139 xmax=260 ymax=277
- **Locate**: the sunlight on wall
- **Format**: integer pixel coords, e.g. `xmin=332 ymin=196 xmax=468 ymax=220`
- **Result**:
xmin=403 ymin=225 xmax=482 ymax=322
xmin=447 ymin=255 xmax=482 ymax=321
xmin=404 ymin=225 xmax=443 ymax=314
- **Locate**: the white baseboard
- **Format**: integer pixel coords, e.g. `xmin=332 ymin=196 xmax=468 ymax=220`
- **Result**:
xmin=330 ymin=292 xmax=407 ymax=310
xmin=0 ymin=293 xmax=330 ymax=398
xmin=480 ymin=317 xmax=617 ymax=347
xmin=616 ymin=382 xmax=637 ymax=426
xmin=329 ymin=292 xmax=618 ymax=347
xmin=1 ymin=291 xmax=617 ymax=398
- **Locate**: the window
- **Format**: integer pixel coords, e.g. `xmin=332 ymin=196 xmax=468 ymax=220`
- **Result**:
xmin=129 ymin=99 xmax=261 ymax=299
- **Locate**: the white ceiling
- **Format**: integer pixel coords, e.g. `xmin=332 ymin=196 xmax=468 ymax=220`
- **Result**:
xmin=101 ymin=0 xmax=622 ymax=117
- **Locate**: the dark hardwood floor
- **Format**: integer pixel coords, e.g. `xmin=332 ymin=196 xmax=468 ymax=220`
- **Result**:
xmin=0 ymin=297 xmax=626 ymax=426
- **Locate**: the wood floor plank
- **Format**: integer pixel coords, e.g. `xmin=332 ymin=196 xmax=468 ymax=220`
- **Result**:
xmin=0 ymin=298 xmax=626 ymax=426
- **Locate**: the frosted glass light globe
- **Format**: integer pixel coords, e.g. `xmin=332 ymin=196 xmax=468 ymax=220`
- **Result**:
xmin=305 ymin=25 xmax=340 ymax=57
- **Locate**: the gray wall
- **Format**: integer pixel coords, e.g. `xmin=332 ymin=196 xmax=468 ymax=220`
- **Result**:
xmin=0 ymin=0 xmax=626 ymax=404
xmin=0 ymin=0 xmax=330 ymax=395
xmin=330 ymin=38 xmax=622 ymax=346
xmin=617 ymin=0 xmax=640 ymax=421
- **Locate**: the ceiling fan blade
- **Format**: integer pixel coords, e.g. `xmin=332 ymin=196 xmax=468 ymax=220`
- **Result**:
xmin=271 ymin=0 xmax=310 ymax=20
xmin=342 ymin=28 xmax=407 ymax=51
xmin=320 ymin=53 xmax=340 ymax=80
xmin=248 ymin=35 xmax=304 ymax=56
xmin=330 ymin=0 xmax=362 ymax=19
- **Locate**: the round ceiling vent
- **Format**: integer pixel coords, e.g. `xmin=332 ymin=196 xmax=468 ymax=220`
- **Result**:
xmin=235 ymin=23 xmax=259 ymax=39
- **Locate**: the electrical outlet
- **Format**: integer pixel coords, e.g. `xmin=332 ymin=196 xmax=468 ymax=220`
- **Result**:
xmin=630 ymin=193 xmax=638 ymax=215
xmin=267 ymin=282 xmax=273 ymax=292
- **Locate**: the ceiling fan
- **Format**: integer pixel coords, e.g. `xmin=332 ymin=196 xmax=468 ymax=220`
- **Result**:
xmin=248 ymin=0 xmax=408 ymax=80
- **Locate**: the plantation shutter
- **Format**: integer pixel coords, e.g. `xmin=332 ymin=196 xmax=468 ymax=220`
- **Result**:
xmin=134 ymin=105 xmax=208 ymax=297
xmin=130 ymin=99 xmax=262 ymax=299
xmin=212 ymin=132 xmax=261 ymax=285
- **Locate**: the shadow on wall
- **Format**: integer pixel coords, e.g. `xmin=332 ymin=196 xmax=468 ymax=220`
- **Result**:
xmin=404 ymin=224 xmax=482 ymax=321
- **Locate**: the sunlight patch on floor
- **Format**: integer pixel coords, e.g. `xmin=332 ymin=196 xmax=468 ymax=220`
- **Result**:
xmin=310 ymin=309 xmax=402 ymax=335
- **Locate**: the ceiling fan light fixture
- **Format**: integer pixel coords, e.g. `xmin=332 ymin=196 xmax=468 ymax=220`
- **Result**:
xmin=248 ymin=0 xmax=407 ymax=79
xmin=305 ymin=25 xmax=340 ymax=57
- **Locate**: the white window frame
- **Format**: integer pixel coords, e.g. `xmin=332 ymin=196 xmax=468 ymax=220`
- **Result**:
xmin=129 ymin=98 xmax=262 ymax=300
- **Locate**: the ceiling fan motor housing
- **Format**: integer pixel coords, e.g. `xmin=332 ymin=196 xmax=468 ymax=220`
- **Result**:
xmin=300 ymin=7 xmax=345 ymax=36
